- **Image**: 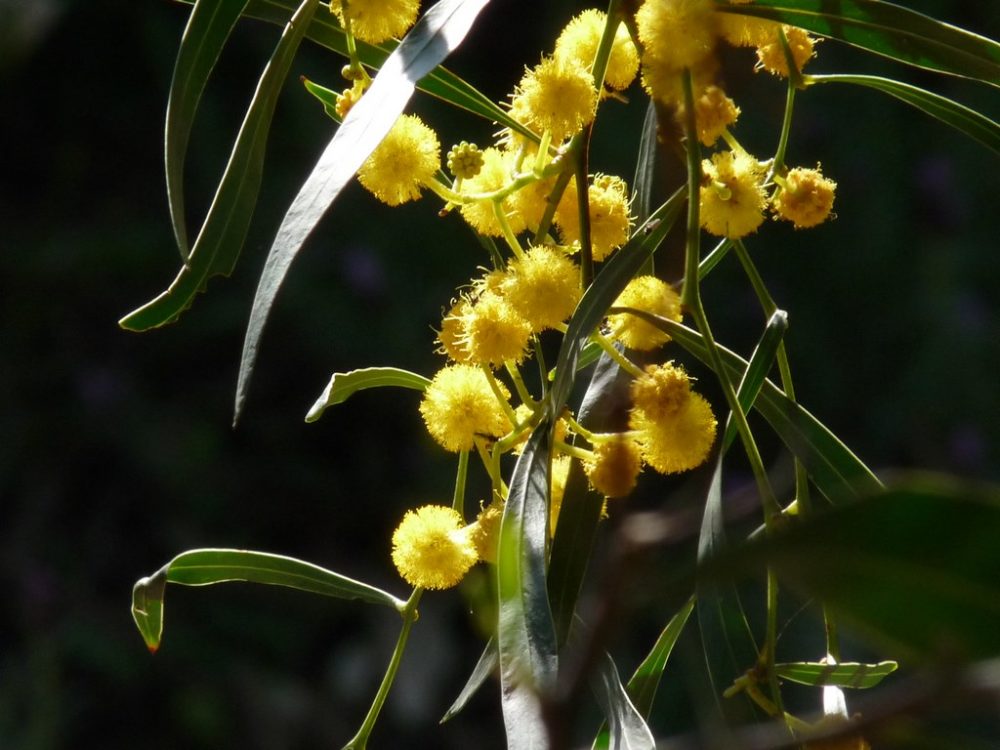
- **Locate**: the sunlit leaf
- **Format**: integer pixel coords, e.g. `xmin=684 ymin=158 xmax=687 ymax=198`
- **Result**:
xmin=591 ymin=652 xmax=656 ymax=750
xmin=305 ymin=367 xmax=430 ymax=423
xmin=807 ymin=74 xmax=1000 ymax=155
xmin=119 ymin=0 xmax=320 ymax=332
xmin=234 ymin=0 xmax=492 ymax=424
xmin=130 ymin=548 xmax=404 ymax=652
xmin=715 ymin=0 xmax=1000 ymax=85
xmin=165 ymin=0 xmax=249 ymax=260
xmin=775 ymin=660 xmax=898 ymax=689
xmin=497 ymin=427 xmax=558 ymax=750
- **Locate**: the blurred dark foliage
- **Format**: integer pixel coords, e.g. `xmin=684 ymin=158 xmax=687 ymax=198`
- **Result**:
xmin=0 ymin=1 xmax=997 ymax=748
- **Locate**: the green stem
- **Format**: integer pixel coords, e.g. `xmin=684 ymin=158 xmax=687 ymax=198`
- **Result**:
xmin=343 ymin=588 xmax=424 ymax=750
xmin=452 ymin=450 xmax=469 ymax=518
xmin=555 ymin=440 xmax=595 ymax=463
xmin=494 ymin=202 xmax=525 ymax=259
xmin=770 ymin=45 xmax=797 ymax=179
xmin=481 ymin=364 xmax=517 ymax=423
xmin=591 ymin=0 xmax=623 ymax=91
xmin=592 ymin=331 xmax=645 ymax=379
xmin=534 ymin=160 xmax=574 ymax=244
xmin=505 ymin=361 xmax=536 ymax=407
xmin=697 ymin=238 xmax=733 ymax=281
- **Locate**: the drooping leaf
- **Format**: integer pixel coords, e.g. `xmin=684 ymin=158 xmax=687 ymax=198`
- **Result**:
xmin=590 ymin=652 xmax=656 ymax=750
xmin=131 ymin=548 xmax=404 ymax=652
xmin=305 ymin=367 xmax=430 ymax=423
xmin=715 ymin=0 xmax=1000 ymax=85
xmin=609 ymin=312 xmax=882 ymax=503
xmin=441 ymin=637 xmax=498 ymax=722
xmin=120 ymin=0 xmax=320 ymax=332
xmin=234 ymin=0 xmax=492 ymax=424
xmin=807 ymin=74 xmax=1000 ymax=155
xmin=165 ymin=0 xmax=250 ymax=260
xmin=775 ymin=660 xmax=898 ymax=689
xmin=497 ymin=427 xmax=558 ymax=750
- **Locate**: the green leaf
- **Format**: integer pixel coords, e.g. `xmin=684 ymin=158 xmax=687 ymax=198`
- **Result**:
xmin=590 ymin=652 xmax=656 ymax=750
xmin=165 ymin=0 xmax=250 ymax=260
xmin=441 ymin=637 xmax=498 ymax=722
xmin=233 ymin=0 xmax=492 ymax=424
xmin=497 ymin=427 xmax=558 ymax=750
xmin=305 ymin=367 xmax=430 ymax=423
xmin=775 ymin=660 xmax=898 ymax=689
xmin=231 ymin=0 xmax=536 ymax=139
xmin=696 ymin=477 xmax=1000 ymax=663
xmin=131 ymin=549 xmax=404 ymax=652
xmin=807 ymin=74 xmax=1000 ymax=155
xmin=715 ymin=0 xmax=1000 ymax=85
xmin=547 ymin=186 xmax=686 ymax=420
xmin=611 ymin=312 xmax=882 ymax=503
xmin=302 ymin=77 xmax=342 ymax=121
xmin=631 ymin=101 xmax=658 ymax=230
xmin=119 ymin=0 xmax=320 ymax=332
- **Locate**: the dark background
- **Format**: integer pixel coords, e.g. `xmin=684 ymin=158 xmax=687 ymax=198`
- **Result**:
xmin=2 ymin=1 xmax=998 ymax=748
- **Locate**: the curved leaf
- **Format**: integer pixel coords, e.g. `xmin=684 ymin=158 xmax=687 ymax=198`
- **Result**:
xmin=166 ymin=0 xmax=250 ymax=260
xmin=234 ymin=0 xmax=492 ymax=424
xmin=775 ymin=660 xmax=898 ymax=689
xmin=305 ymin=367 xmax=430 ymax=422
xmin=497 ymin=427 xmax=558 ymax=750
xmin=131 ymin=548 xmax=404 ymax=652
xmin=807 ymin=74 xmax=1000 ymax=155
xmin=120 ymin=0 xmax=320 ymax=332
xmin=441 ymin=637 xmax=498 ymax=722
xmin=591 ymin=653 xmax=656 ymax=750
xmin=715 ymin=0 xmax=1000 ymax=85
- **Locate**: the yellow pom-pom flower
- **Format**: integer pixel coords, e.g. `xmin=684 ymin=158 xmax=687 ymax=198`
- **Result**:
xmin=584 ymin=435 xmax=642 ymax=498
xmin=460 ymin=291 xmax=532 ymax=367
xmin=607 ymin=275 xmax=682 ymax=351
xmin=506 ymin=174 xmax=556 ymax=233
xmin=510 ymin=55 xmax=598 ymax=144
xmin=699 ymin=150 xmax=767 ymax=238
xmin=391 ymin=505 xmax=478 ymax=589
xmin=357 ymin=114 xmax=440 ymax=206
xmin=641 ymin=55 xmax=718 ymax=107
xmin=630 ymin=362 xmax=692 ymax=422
xmin=756 ymin=26 xmax=817 ymax=77
xmin=459 ymin=147 xmax=524 ymax=237
xmin=436 ymin=298 xmax=473 ymax=364
xmin=330 ymin=0 xmax=421 ymax=45
xmin=773 ymin=166 xmax=837 ymax=228
xmin=630 ymin=392 xmax=717 ymax=474
xmin=503 ymin=245 xmax=581 ymax=332
xmin=469 ymin=500 xmax=504 ymax=564
xmin=420 ymin=364 xmax=510 ymax=452
xmin=637 ymin=0 xmax=718 ymax=74
xmin=685 ymin=84 xmax=740 ymax=147
xmin=554 ymin=9 xmax=640 ymax=91
xmin=555 ymin=174 xmax=632 ymax=261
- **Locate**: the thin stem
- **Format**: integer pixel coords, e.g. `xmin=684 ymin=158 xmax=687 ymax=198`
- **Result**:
xmin=452 ymin=450 xmax=469 ymax=518
xmin=481 ymin=364 xmax=517 ymax=423
xmin=534 ymin=158 xmax=575 ymax=244
xmin=555 ymin=440 xmax=594 ymax=463
xmin=574 ymin=124 xmax=595 ymax=288
xmin=494 ymin=202 xmax=525 ymax=259
xmin=697 ymin=238 xmax=733 ymax=281
xmin=343 ymin=588 xmax=424 ymax=750
xmin=765 ymin=570 xmax=785 ymax=716
xmin=505 ymin=361 xmax=536 ymax=407
xmin=770 ymin=45 xmax=797 ymax=179
xmin=590 ymin=0 xmax=623 ymax=91
xmin=592 ymin=332 xmax=645 ymax=379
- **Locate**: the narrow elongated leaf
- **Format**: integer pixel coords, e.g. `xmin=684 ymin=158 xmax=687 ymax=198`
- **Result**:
xmin=166 ymin=0 xmax=250 ymax=260
xmin=716 ymin=0 xmax=1000 ymax=85
xmin=593 ymin=597 xmax=695 ymax=750
xmin=497 ymin=427 xmax=557 ymax=750
xmin=547 ymin=187 xmax=686 ymax=420
xmin=807 ymin=74 xmax=1000 ymax=155
xmin=131 ymin=548 xmax=404 ymax=652
xmin=631 ymin=100 xmax=658 ymax=230
xmin=441 ymin=637 xmax=498 ymax=722
xmin=305 ymin=367 xmax=430 ymax=422
xmin=225 ymin=0 xmax=536 ymax=139
xmin=775 ymin=660 xmax=898 ymax=689
xmin=610 ymin=312 xmax=881 ymax=503
xmin=302 ymin=77 xmax=342 ymax=121
xmin=590 ymin=652 xmax=656 ymax=750
xmin=234 ymin=0 xmax=491 ymax=424
xmin=120 ymin=0 xmax=319 ymax=332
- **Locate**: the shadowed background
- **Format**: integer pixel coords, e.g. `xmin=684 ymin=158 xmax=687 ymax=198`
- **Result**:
xmin=1 ymin=1 xmax=998 ymax=747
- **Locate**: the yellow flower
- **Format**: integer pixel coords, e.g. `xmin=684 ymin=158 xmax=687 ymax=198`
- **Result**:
xmin=684 ymin=84 xmax=740 ymax=147
xmin=631 ymin=392 xmax=717 ymax=474
xmin=459 ymin=148 xmax=524 ymax=237
xmin=607 ymin=275 xmax=682 ymax=351
xmin=641 ymin=55 xmax=718 ymax=107
xmin=330 ymin=0 xmax=421 ymax=45
xmin=756 ymin=26 xmax=817 ymax=77
xmin=549 ymin=454 xmax=572 ymax=534
xmin=419 ymin=364 xmax=510 ymax=452
xmin=554 ymin=9 xmax=640 ymax=91
xmin=584 ymin=435 xmax=642 ymax=498
xmin=630 ymin=362 xmax=692 ymax=422
xmin=637 ymin=0 xmax=718 ymax=74
xmin=699 ymin=150 xmax=767 ymax=238
xmin=717 ymin=8 xmax=777 ymax=49
xmin=506 ymin=174 xmax=556 ymax=233
xmin=460 ymin=292 xmax=532 ymax=367
xmin=773 ymin=166 xmax=837 ymax=228
xmin=436 ymin=298 xmax=473 ymax=364
xmin=469 ymin=499 xmax=503 ymax=564
xmin=555 ymin=174 xmax=632 ymax=261
xmin=510 ymin=55 xmax=598 ymax=144
xmin=447 ymin=141 xmax=484 ymax=180
xmin=357 ymin=114 xmax=440 ymax=206
xmin=391 ymin=505 xmax=478 ymax=589
xmin=503 ymin=245 xmax=581 ymax=332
